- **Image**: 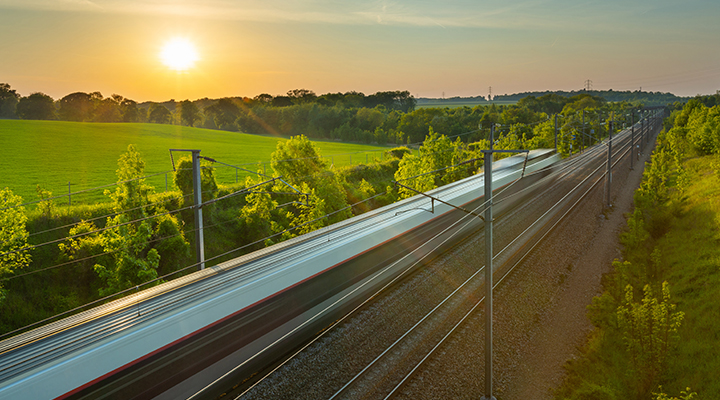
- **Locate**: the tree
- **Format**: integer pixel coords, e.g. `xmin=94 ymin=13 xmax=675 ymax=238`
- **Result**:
xmin=271 ymin=135 xmax=328 ymax=184
xmin=93 ymin=94 xmax=123 ymax=122
xmin=0 ymin=188 xmax=31 ymax=302
xmin=236 ymin=175 xmax=281 ymax=249
xmin=354 ymin=107 xmax=385 ymax=132
xmin=179 ymin=100 xmax=200 ymax=127
xmin=204 ymin=98 xmax=240 ymax=130
xmin=58 ymin=92 xmax=93 ymax=121
xmin=525 ymin=119 xmax=555 ymax=149
xmin=287 ymin=89 xmax=317 ymax=104
xmin=60 ymin=145 xmax=190 ymax=296
xmin=271 ymin=96 xmax=294 ymax=107
xmin=270 ymin=135 xmax=351 ymax=232
xmin=0 ymin=83 xmax=20 ymax=118
xmin=121 ymin=98 xmax=139 ymax=122
xmin=16 ymin=92 xmax=55 ymax=120
xmin=394 ymin=154 xmax=434 ymax=199
xmin=148 ymin=103 xmax=171 ymax=124
xmin=366 ymin=91 xmax=417 ymax=112
xmin=173 ymin=156 xmax=218 ymax=206
xmin=617 ymin=281 xmax=684 ymax=394
xmin=253 ymin=93 xmax=273 ymax=104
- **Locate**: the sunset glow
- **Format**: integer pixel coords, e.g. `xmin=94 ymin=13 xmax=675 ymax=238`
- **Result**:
xmin=160 ymin=38 xmax=198 ymax=71
xmin=1 ymin=1 xmax=719 ymax=100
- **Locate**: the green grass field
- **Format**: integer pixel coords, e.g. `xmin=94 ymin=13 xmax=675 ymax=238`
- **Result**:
xmin=0 ymin=120 xmax=392 ymax=206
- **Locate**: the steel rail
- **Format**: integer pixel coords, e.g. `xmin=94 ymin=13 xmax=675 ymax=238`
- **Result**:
xmin=325 ymin=118 xmax=651 ymax=399
xmin=234 ymin=144 xmax=608 ymax=399
xmin=331 ymin=143 xmax=611 ymax=400
xmin=381 ymin=113 xmax=660 ymax=399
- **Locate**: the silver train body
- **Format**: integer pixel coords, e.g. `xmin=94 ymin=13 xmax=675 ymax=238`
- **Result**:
xmin=0 ymin=149 xmax=559 ymax=399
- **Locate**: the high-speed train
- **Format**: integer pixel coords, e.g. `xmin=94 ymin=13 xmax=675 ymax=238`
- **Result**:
xmin=0 ymin=149 xmax=561 ymax=399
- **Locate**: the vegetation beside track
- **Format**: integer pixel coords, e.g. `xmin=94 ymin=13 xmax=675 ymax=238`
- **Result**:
xmin=555 ymin=97 xmax=720 ymax=399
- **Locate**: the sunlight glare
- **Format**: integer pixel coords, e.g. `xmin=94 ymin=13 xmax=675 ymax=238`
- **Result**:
xmin=160 ymin=38 xmax=199 ymax=71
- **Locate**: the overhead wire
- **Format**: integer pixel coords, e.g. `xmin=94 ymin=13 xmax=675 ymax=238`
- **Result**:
xmin=27 ymin=191 xmax=195 ymax=238
xmin=1 ymin=180 xmax=275 ymax=259
xmin=0 ymin=187 xmax=394 ymax=340
xmin=233 ymin=118 xmax=649 ymax=398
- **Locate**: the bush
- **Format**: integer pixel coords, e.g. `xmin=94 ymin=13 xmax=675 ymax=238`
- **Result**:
xmin=385 ymin=146 xmax=411 ymax=159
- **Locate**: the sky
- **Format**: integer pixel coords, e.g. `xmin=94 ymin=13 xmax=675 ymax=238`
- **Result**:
xmin=1 ymin=0 xmax=719 ymax=102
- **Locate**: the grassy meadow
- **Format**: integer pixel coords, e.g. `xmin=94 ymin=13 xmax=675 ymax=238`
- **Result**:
xmin=0 ymin=120 xmax=392 ymax=206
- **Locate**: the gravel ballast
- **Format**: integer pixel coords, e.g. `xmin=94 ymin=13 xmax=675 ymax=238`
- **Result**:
xmin=236 ymin=128 xmax=659 ymax=400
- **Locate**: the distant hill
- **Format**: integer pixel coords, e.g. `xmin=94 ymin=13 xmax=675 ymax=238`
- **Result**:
xmin=417 ymin=89 xmax=687 ymax=108
xmin=492 ymin=89 xmax=687 ymax=106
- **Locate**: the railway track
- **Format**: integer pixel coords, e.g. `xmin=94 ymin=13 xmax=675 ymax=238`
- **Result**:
xmin=232 ymin=113 xmax=663 ymax=400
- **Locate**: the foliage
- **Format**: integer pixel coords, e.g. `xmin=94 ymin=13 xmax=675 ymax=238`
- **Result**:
xmin=60 ymin=145 xmax=190 ymax=296
xmin=57 ymin=92 xmax=137 ymax=123
xmin=57 ymin=220 xmax=109 ymax=288
xmin=237 ymin=175 xmax=280 ymax=248
xmin=148 ymin=103 xmax=171 ymax=124
xmin=16 ymin=92 xmax=55 ymax=120
xmin=271 ymin=135 xmax=328 ymax=184
xmin=496 ymin=89 xmax=685 ymax=107
xmin=0 ymin=83 xmax=20 ymax=118
xmin=394 ymin=128 xmax=479 ymax=199
xmin=653 ymin=387 xmax=697 ymax=400
xmin=0 ymin=188 xmax=31 ymax=302
xmin=179 ymin=99 xmax=200 ymax=127
xmin=557 ymin=100 xmax=720 ymax=399
xmin=285 ymin=182 xmax=327 ymax=237
xmin=173 ymin=156 xmax=219 ymax=206
xmin=395 ymin=154 xmax=434 ymax=199
xmin=526 ymin=119 xmax=555 ymax=149
xmin=35 ymin=185 xmax=55 ymax=219
xmin=385 ymin=146 xmax=412 ymax=159
xmin=267 ymin=135 xmax=351 ymax=238
xmin=617 ymin=282 xmax=684 ymax=393
xmin=204 ymin=98 xmax=241 ymax=131
xmin=58 ymin=92 xmax=94 ymax=121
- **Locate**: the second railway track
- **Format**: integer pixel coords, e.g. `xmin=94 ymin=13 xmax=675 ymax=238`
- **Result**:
xmin=231 ymin=114 xmax=662 ymax=400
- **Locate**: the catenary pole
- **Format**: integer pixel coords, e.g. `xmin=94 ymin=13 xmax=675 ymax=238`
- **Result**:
xmin=606 ymin=118 xmax=613 ymax=208
xmin=630 ymin=111 xmax=635 ymax=170
xmin=482 ymin=123 xmax=496 ymax=400
xmin=192 ymin=150 xmax=206 ymax=270
xmin=554 ymin=114 xmax=558 ymax=152
xmin=582 ymin=110 xmax=585 ymax=152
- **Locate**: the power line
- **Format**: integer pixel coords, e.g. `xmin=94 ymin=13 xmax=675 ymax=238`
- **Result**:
xmin=0 ymin=188 xmax=393 ymax=339
xmin=28 ymin=192 xmax=194 ymax=238
xmin=3 ymin=181 xmax=271 ymax=258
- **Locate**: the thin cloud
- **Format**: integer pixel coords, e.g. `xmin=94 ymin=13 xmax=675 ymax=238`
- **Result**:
xmin=0 ymin=0 xmax=103 ymax=12
xmin=0 ymin=0 xmax=708 ymax=35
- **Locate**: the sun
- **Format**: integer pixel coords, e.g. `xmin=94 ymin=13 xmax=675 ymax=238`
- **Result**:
xmin=160 ymin=38 xmax=199 ymax=71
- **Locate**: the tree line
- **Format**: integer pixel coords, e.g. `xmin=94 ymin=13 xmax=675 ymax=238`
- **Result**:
xmin=494 ymin=89 xmax=686 ymax=107
xmin=1 ymin=82 xmax=692 ymax=150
